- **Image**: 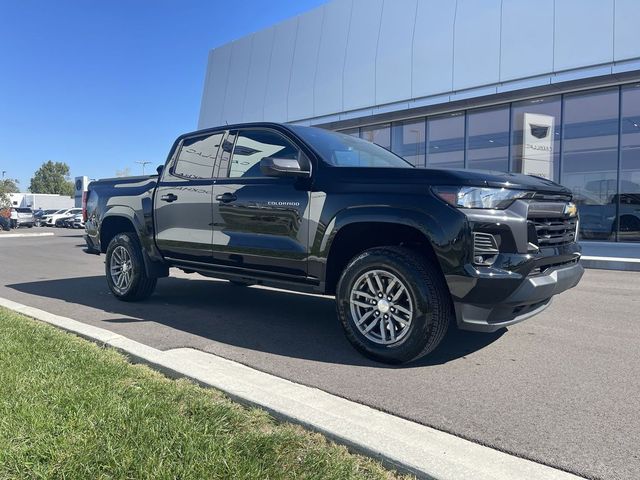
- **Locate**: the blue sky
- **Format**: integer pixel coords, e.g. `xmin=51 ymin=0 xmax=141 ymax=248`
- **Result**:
xmin=0 ymin=0 xmax=327 ymax=189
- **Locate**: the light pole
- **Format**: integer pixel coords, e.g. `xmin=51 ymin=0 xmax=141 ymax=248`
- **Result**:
xmin=135 ymin=161 xmax=152 ymax=175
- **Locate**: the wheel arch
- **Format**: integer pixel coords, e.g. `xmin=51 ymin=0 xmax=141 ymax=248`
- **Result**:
xmin=100 ymin=208 xmax=168 ymax=278
xmin=321 ymin=208 xmax=450 ymax=295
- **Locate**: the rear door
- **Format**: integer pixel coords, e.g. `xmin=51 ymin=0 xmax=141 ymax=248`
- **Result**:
xmin=154 ymin=130 xmax=224 ymax=263
xmin=211 ymin=127 xmax=311 ymax=278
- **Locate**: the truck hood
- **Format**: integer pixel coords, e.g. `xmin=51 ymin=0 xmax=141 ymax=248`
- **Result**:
xmin=329 ymin=167 xmax=571 ymax=195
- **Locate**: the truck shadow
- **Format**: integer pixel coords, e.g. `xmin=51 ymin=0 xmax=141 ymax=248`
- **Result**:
xmin=7 ymin=275 xmax=505 ymax=368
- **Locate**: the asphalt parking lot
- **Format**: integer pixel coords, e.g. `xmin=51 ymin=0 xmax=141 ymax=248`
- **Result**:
xmin=1 ymin=228 xmax=638 ymax=480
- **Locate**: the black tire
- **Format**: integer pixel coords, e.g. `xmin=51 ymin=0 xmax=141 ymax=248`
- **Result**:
xmin=336 ymin=246 xmax=452 ymax=364
xmin=105 ymin=232 xmax=157 ymax=301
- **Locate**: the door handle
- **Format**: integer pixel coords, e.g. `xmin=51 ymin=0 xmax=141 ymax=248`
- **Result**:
xmin=216 ymin=192 xmax=237 ymax=203
xmin=160 ymin=193 xmax=178 ymax=203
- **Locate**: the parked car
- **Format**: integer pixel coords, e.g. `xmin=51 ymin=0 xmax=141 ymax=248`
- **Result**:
xmin=57 ymin=215 xmax=75 ymax=228
xmin=44 ymin=208 xmax=82 ymax=227
xmin=85 ymin=123 xmax=583 ymax=364
xmin=10 ymin=207 xmax=35 ymax=228
xmin=0 ymin=216 xmax=10 ymax=231
xmin=58 ymin=213 xmax=84 ymax=229
xmin=72 ymin=213 xmax=85 ymax=229
xmin=35 ymin=209 xmax=59 ymax=226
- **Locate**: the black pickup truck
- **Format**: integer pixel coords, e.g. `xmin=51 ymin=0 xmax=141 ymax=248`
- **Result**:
xmin=84 ymin=122 xmax=583 ymax=363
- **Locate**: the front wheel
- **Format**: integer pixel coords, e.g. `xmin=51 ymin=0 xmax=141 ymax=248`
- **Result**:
xmin=105 ymin=232 xmax=157 ymax=301
xmin=336 ymin=246 xmax=452 ymax=364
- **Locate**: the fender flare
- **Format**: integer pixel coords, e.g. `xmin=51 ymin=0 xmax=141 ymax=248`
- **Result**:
xmin=319 ymin=206 xmax=448 ymax=258
xmin=101 ymin=207 xmax=168 ymax=278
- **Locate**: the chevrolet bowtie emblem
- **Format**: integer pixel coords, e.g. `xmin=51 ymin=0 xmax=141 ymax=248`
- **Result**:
xmin=564 ymin=202 xmax=577 ymax=217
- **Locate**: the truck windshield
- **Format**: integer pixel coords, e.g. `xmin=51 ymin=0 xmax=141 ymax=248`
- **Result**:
xmin=290 ymin=126 xmax=413 ymax=168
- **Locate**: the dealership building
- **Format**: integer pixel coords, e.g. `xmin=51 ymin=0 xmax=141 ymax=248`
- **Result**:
xmin=198 ymin=0 xmax=640 ymax=263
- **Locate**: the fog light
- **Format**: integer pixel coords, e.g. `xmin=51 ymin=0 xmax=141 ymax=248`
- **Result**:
xmin=473 ymin=232 xmax=499 ymax=266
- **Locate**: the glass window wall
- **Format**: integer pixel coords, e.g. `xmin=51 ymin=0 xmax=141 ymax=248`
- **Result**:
xmin=338 ymin=127 xmax=360 ymax=137
xmin=620 ymin=84 xmax=640 ymax=242
xmin=361 ymin=123 xmax=391 ymax=149
xmin=466 ymin=106 xmax=510 ymax=172
xmin=391 ymin=119 xmax=426 ymax=166
xmin=426 ymin=112 xmax=465 ymax=169
xmin=562 ymin=88 xmax=619 ymax=241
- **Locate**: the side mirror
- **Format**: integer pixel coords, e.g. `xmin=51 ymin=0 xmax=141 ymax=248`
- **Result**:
xmin=156 ymin=164 xmax=164 ymax=177
xmin=260 ymin=157 xmax=309 ymax=178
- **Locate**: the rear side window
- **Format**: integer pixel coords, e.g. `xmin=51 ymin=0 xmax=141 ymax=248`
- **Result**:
xmin=16 ymin=208 xmax=32 ymax=213
xmin=173 ymin=132 xmax=224 ymax=179
xmin=227 ymin=129 xmax=299 ymax=179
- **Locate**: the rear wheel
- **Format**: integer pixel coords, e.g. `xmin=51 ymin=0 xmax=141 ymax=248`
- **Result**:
xmin=336 ymin=246 xmax=451 ymax=364
xmin=105 ymin=232 xmax=157 ymax=301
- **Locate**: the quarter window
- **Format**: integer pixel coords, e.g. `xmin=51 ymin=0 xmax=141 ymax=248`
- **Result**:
xmin=173 ymin=132 xmax=224 ymax=179
xmin=228 ymin=130 xmax=299 ymax=178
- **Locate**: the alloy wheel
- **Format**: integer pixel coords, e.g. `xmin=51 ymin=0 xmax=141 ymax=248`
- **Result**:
xmin=110 ymin=245 xmax=134 ymax=293
xmin=349 ymin=269 xmax=414 ymax=345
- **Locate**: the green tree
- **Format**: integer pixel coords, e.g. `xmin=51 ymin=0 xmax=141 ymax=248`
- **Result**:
xmin=0 ymin=178 xmax=19 ymax=210
xmin=29 ymin=161 xmax=74 ymax=196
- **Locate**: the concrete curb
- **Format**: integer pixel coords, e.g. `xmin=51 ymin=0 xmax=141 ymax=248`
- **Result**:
xmin=0 ymin=232 xmax=55 ymax=239
xmin=0 ymin=297 xmax=584 ymax=480
xmin=581 ymin=255 xmax=640 ymax=272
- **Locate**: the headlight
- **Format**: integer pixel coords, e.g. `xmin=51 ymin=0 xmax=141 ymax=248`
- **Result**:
xmin=432 ymin=186 xmax=531 ymax=209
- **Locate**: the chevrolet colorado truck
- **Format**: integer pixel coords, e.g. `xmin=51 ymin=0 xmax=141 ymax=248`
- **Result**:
xmin=84 ymin=123 xmax=583 ymax=363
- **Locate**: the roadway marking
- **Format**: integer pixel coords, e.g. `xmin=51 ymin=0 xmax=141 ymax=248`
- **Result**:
xmin=0 ymin=296 xmax=584 ymax=480
xmin=0 ymin=232 xmax=55 ymax=239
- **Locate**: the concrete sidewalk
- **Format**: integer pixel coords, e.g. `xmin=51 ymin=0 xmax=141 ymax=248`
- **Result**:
xmin=0 ymin=296 xmax=583 ymax=480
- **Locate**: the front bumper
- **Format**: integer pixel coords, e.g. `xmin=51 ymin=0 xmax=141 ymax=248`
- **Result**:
xmin=454 ymin=260 xmax=584 ymax=332
xmin=446 ymin=198 xmax=583 ymax=332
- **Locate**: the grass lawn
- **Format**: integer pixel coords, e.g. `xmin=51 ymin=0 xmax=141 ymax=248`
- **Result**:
xmin=0 ymin=307 xmax=410 ymax=479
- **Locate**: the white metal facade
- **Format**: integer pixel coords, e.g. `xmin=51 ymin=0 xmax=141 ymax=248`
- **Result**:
xmin=198 ymin=0 xmax=640 ymax=129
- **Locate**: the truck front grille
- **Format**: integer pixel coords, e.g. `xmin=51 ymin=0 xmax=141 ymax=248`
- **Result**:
xmin=530 ymin=217 xmax=577 ymax=246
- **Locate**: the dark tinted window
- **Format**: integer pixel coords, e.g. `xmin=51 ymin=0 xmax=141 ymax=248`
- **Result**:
xmin=15 ymin=208 xmax=32 ymax=213
xmin=173 ymin=132 xmax=223 ymax=179
xmin=228 ymin=129 xmax=299 ymax=178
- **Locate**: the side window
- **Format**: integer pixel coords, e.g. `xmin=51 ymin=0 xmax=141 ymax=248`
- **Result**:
xmin=228 ymin=129 xmax=299 ymax=178
xmin=173 ymin=132 xmax=224 ymax=179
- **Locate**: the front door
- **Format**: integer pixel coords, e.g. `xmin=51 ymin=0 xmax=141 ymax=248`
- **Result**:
xmin=154 ymin=130 xmax=224 ymax=262
xmin=211 ymin=128 xmax=310 ymax=278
